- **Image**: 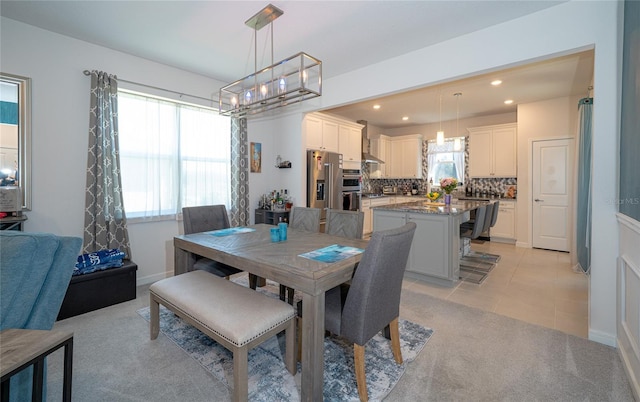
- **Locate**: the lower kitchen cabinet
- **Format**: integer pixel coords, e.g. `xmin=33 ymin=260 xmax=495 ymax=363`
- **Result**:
xmin=373 ymin=209 xmax=461 ymax=286
xmin=491 ymin=201 xmax=516 ymax=242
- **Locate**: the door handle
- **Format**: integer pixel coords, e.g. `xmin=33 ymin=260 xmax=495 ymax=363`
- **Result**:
xmin=534 ymin=199 xmax=544 ymax=202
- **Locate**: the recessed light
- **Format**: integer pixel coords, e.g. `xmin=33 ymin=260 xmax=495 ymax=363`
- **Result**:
xmin=504 ymin=99 xmax=514 ymax=105
xmin=402 ymin=116 xmax=409 ymax=121
xmin=373 ymin=104 xmax=381 ymax=110
xmin=491 ymin=80 xmax=502 ymax=86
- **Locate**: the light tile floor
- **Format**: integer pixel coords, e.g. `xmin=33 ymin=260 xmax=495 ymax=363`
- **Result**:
xmin=402 ymin=241 xmax=589 ymax=338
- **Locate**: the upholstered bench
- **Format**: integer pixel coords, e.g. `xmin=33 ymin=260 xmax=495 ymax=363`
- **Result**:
xmin=149 ymin=270 xmax=296 ymax=401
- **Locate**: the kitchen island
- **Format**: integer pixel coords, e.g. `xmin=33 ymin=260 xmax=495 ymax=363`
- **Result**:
xmin=373 ymin=199 xmax=490 ymax=287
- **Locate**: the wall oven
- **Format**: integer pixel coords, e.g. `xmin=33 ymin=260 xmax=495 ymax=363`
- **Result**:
xmin=341 ymin=169 xmax=361 ymax=211
xmin=342 ymin=191 xmax=361 ymax=211
xmin=342 ymin=169 xmax=361 ymax=192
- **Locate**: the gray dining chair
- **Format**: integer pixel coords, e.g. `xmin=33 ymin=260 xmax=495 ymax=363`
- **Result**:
xmin=279 ymin=207 xmax=321 ymax=303
xmin=289 ymin=206 xmax=321 ymax=232
xmin=325 ymin=209 xmax=364 ymax=239
xmin=182 ymin=205 xmax=257 ymax=288
xmin=323 ymin=222 xmax=416 ymax=402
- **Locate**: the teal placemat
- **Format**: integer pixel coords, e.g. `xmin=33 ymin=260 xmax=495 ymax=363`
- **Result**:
xmin=208 ymin=227 xmax=256 ymax=237
xmin=299 ymin=244 xmax=364 ymax=263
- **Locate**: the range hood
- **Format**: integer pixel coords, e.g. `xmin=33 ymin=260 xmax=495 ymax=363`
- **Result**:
xmin=358 ymin=120 xmax=385 ymax=164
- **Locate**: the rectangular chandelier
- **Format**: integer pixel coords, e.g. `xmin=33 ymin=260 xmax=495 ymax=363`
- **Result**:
xmin=218 ymin=4 xmax=322 ymax=118
xmin=219 ymin=52 xmax=322 ymax=118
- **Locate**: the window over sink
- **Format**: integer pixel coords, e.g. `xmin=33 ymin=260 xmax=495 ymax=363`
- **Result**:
xmin=427 ymin=137 xmax=465 ymax=186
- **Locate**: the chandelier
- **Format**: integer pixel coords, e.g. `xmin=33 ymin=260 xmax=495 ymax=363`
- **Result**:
xmin=219 ymin=4 xmax=322 ymax=118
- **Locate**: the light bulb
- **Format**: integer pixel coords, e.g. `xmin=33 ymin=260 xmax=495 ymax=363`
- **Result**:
xmin=260 ymin=83 xmax=268 ymax=98
xmin=244 ymin=90 xmax=252 ymax=105
xmin=230 ymin=96 xmax=238 ymax=108
xmin=454 ymin=138 xmax=461 ymax=151
xmin=437 ymin=131 xmax=445 ymax=145
xmin=278 ymin=77 xmax=287 ymax=94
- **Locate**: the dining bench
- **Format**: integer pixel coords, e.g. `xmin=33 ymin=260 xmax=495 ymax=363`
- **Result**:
xmin=149 ymin=270 xmax=296 ymax=401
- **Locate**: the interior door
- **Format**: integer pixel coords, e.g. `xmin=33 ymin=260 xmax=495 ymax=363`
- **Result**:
xmin=532 ymin=138 xmax=573 ymax=251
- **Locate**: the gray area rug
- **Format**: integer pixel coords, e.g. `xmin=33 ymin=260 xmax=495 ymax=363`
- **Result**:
xmin=137 ymin=306 xmax=432 ymax=401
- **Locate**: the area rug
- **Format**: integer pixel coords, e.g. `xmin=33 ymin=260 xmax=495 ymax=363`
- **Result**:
xmin=138 ymin=288 xmax=433 ymax=401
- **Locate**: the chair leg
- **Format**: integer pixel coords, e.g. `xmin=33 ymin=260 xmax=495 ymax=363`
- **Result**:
xmin=354 ymin=344 xmax=368 ymax=402
xmin=232 ymin=346 xmax=248 ymax=402
xmin=285 ymin=318 xmax=296 ymax=375
xmin=389 ymin=317 xmax=403 ymax=365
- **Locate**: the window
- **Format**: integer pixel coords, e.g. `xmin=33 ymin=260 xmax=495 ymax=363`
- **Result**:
xmin=118 ymin=90 xmax=231 ymax=220
xmin=427 ymin=138 xmax=465 ymax=187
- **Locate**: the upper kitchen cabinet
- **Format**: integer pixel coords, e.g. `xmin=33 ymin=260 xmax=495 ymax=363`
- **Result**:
xmin=304 ymin=113 xmax=362 ymax=166
xmin=369 ymin=135 xmax=390 ymax=178
xmin=468 ymin=123 xmax=517 ymax=177
xmin=304 ymin=113 xmax=339 ymax=153
xmin=338 ymin=123 xmax=363 ymax=169
xmin=387 ymin=134 xmax=423 ymax=179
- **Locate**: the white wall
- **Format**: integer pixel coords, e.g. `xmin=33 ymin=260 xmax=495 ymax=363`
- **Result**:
xmin=1 ymin=0 xmax=624 ymax=345
xmin=0 ymin=17 xmax=226 ymax=284
xmin=516 ymin=95 xmax=580 ymax=247
xmin=384 ymin=112 xmax=517 ymax=139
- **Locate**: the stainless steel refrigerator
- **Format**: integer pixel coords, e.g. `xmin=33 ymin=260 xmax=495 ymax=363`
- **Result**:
xmin=307 ymin=150 xmax=343 ymax=229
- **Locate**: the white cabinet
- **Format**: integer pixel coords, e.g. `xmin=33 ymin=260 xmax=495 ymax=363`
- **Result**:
xmin=369 ymin=135 xmax=389 ymax=178
xmin=387 ymin=135 xmax=423 ymax=179
xmin=468 ymin=123 xmax=517 ymax=177
xmin=304 ymin=114 xmax=339 ymax=153
xmin=491 ymin=201 xmax=516 ymax=242
xmin=339 ymin=124 xmax=362 ymax=169
xmin=304 ymin=113 xmax=362 ymax=164
xmin=363 ymin=197 xmax=395 ymax=236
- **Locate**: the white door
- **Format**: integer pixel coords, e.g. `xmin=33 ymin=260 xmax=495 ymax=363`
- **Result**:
xmin=532 ymin=138 xmax=573 ymax=251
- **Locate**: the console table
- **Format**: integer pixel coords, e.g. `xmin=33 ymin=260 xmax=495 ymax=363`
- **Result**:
xmin=254 ymin=209 xmax=289 ymax=225
xmin=0 ymin=215 xmax=27 ymax=231
xmin=1 ymin=329 xmax=73 ymax=402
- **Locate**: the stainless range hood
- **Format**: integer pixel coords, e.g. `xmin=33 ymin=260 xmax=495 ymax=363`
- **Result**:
xmin=358 ymin=120 xmax=385 ymax=164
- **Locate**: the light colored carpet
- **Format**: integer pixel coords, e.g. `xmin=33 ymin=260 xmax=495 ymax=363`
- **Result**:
xmin=45 ymin=278 xmax=635 ymax=401
xmin=137 ymin=306 xmax=433 ymax=401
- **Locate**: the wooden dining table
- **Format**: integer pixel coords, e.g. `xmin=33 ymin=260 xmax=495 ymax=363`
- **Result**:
xmin=173 ymin=223 xmax=369 ymax=401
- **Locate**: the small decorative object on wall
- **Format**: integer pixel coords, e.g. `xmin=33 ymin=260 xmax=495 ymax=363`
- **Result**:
xmin=250 ymin=142 xmax=261 ymax=173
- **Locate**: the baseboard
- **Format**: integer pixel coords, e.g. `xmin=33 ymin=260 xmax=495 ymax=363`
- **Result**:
xmin=516 ymin=241 xmax=530 ymax=248
xmin=589 ymin=329 xmax=617 ymax=347
xmin=137 ymin=271 xmax=171 ymax=286
xmin=618 ymin=341 xmax=640 ymax=401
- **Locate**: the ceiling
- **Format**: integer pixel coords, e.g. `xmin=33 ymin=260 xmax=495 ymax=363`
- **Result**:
xmin=0 ymin=1 xmax=593 ymax=128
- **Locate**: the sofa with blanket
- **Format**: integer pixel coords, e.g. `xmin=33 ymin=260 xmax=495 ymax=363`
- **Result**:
xmin=0 ymin=231 xmax=82 ymax=401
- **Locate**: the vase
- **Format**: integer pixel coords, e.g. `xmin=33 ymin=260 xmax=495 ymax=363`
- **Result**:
xmin=444 ymin=194 xmax=452 ymax=205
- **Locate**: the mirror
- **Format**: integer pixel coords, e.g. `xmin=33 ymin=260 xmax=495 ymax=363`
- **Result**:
xmin=0 ymin=73 xmax=31 ymax=210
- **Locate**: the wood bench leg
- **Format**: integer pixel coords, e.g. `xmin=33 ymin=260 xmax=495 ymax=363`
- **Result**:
xmin=233 ymin=346 xmax=248 ymax=402
xmin=150 ymin=294 xmax=160 ymax=340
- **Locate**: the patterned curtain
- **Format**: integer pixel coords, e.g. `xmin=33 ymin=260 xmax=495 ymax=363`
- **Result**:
xmin=229 ymin=117 xmax=250 ymax=226
xmin=82 ymin=71 xmax=131 ymax=258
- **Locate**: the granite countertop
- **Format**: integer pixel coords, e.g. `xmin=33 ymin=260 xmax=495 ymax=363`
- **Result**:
xmin=373 ymin=200 xmax=493 ymax=215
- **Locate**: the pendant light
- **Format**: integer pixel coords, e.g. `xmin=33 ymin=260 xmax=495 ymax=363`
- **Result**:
xmin=436 ymin=93 xmax=445 ymax=145
xmin=454 ymin=92 xmax=462 ymax=151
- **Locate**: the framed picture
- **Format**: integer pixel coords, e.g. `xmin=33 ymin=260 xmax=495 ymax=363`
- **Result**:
xmin=250 ymin=142 xmax=261 ymax=173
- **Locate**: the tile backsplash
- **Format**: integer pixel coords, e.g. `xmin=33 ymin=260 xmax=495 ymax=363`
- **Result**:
xmin=361 ymin=136 xmax=517 ymax=197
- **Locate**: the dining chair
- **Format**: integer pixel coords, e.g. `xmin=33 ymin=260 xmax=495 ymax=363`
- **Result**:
xmin=459 ymin=204 xmax=494 ymax=283
xmin=288 ymin=206 xmax=321 ymax=232
xmin=325 ymin=209 xmax=364 ymax=239
xmin=279 ymin=207 xmax=321 ymax=303
xmin=182 ymin=205 xmax=257 ymax=288
xmin=323 ymin=222 xmax=416 ymax=402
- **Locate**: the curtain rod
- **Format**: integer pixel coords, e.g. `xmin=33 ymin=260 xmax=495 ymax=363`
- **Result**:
xmin=83 ymin=70 xmax=217 ymax=105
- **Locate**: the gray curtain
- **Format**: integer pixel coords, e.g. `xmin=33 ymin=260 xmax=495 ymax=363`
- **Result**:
xmin=576 ymin=97 xmax=593 ymax=273
xmin=82 ymin=71 xmax=131 ymax=258
xmin=229 ymin=117 xmax=250 ymax=226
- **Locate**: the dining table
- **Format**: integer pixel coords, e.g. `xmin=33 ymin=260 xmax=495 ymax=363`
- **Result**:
xmin=173 ymin=223 xmax=369 ymax=401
